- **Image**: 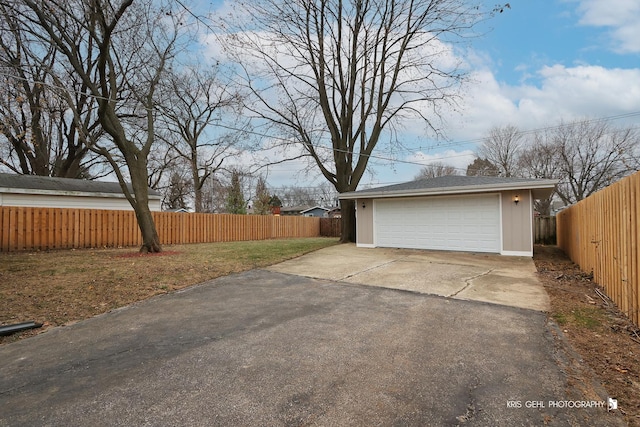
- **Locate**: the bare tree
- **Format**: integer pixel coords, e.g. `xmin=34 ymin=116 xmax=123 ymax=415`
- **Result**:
xmin=550 ymin=120 xmax=639 ymax=204
xmin=272 ymin=184 xmax=339 ymax=207
xmin=252 ymin=176 xmax=272 ymax=215
xmin=466 ymin=157 xmax=499 ymax=176
xmin=221 ymin=0 xmax=494 ymax=242
xmin=279 ymin=186 xmax=317 ymax=207
xmin=316 ymin=183 xmax=339 ymax=207
xmin=0 ymin=3 xmax=102 ymax=178
xmin=200 ymin=175 xmax=228 ymax=213
xmin=478 ymin=125 xmax=522 ymax=177
xmin=517 ymin=135 xmax=560 ymax=215
xmin=18 ymin=0 xmax=185 ymax=252
xmin=511 ymin=119 xmax=640 ymax=211
xmin=158 ymin=67 xmax=246 ymax=212
xmin=415 ymin=162 xmax=459 ymax=179
xmin=146 ymin=138 xmax=179 ymax=190
xmin=163 ymin=171 xmax=192 ymax=211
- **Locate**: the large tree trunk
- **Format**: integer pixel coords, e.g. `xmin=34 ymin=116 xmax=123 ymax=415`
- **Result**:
xmin=135 ymin=206 xmax=161 ymax=253
xmin=194 ymin=186 xmax=203 ymax=213
xmin=128 ymin=157 xmax=162 ymax=253
xmin=339 ymin=199 xmax=356 ymax=243
xmin=192 ymin=159 xmax=203 ymax=213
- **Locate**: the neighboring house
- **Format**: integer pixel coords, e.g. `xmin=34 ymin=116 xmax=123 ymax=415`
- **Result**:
xmin=280 ymin=205 xmax=312 ymax=216
xmin=0 ymin=173 xmax=162 ymax=211
xmin=301 ymin=206 xmax=330 ymax=217
xmin=328 ymin=207 xmax=341 ymax=218
xmin=339 ymin=175 xmax=557 ymax=257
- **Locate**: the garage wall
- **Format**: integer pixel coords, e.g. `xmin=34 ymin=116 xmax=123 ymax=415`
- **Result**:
xmin=355 ymin=198 xmax=374 ymax=247
xmin=500 ymin=190 xmax=533 ymax=256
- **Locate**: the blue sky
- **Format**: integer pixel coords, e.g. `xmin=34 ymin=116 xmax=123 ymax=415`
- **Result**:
xmin=478 ymin=1 xmax=638 ymax=84
xmin=203 ymin=0 xmax=640 ymax=191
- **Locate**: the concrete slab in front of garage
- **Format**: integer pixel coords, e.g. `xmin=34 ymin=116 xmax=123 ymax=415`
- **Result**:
xmin=267 ymin=243 xmax=549 ymax=311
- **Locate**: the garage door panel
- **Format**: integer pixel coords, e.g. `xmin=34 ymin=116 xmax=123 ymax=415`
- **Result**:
xmin=374 ymin=194 xmax=501 ymax=253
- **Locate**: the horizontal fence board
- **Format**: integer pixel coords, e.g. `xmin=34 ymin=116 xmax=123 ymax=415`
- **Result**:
xmin=557 ymin=171 xmax=640 ymax=327
xmin=0 ymin=207 xmax=323 ymax=252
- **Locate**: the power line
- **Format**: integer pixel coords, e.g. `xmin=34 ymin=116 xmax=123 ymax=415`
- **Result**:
xmin=4 ymin=66 xmax=640 ymax=170
xmin=216 ymin=119 xmax=640 ymax=170
xmin=412 ymin=111 xmax=640 ymax=152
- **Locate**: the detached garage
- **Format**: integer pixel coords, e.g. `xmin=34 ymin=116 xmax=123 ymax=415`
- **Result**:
xmin=339 ymin=176 xmax=557 ymax=257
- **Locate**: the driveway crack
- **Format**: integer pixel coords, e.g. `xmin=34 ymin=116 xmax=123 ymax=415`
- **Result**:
xmin=455 ymin=377 xmax=481 ymax=425
xmin=449 ymin=269 xmax=494 ymax=298
xmin=338 ymin=259 xmax=398 ymax=281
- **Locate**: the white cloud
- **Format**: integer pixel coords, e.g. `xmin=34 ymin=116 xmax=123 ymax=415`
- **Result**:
xmin=445 ymin=64 xmax=640 ymax=142
xmin=575 ymin=0 xmax=640 ymax=53
xmin=530 ymin=65 xmax=640 ymax=112
xmin=406 ymin=149 xmax=477 ymax=172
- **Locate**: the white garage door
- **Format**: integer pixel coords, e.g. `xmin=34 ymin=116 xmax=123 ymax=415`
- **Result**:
xmin=374 ymin=194 xmax=501 ymax=253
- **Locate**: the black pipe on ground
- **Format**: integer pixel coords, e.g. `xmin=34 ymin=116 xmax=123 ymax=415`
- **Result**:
xmin=0 ymin=321 xmax=43 ymax=336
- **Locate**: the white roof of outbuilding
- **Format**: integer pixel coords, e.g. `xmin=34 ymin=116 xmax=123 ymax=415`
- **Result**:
xmin=0 ymin=173 xmax=161 ymax=199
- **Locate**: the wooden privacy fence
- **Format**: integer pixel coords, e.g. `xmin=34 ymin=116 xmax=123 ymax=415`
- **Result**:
xmin=319 ymin=217 xmax=341 ymax=237
xmin=0 ymin=207 xmax=322 ymax=252
xmin=534 ymin=216 xmax=556 ymax=245
xmin=557 ymin=171 xmax=640 ymax=326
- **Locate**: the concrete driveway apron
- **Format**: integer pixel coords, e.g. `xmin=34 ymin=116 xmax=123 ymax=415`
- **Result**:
xmin=267 ymin=244 xmax=550 ymax=311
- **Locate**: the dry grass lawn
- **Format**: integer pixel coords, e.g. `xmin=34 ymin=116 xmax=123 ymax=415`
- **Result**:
xmin=0 ymin=237 xmax=338 ymax=344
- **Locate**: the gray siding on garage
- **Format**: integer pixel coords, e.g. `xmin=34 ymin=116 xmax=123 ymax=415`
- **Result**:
xmin=501 ymin=189 xmax=533 ymax=255
xmin=355 ymin=199 xmax=374 ymax=246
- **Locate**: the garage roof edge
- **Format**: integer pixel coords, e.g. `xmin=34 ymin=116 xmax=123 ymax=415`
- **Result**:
xmin=339 ymin=178 xmax=558 ymax=199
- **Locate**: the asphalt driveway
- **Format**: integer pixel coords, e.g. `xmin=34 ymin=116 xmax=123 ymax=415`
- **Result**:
xmin=0 ymin=254 xmax=621 ymax=425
